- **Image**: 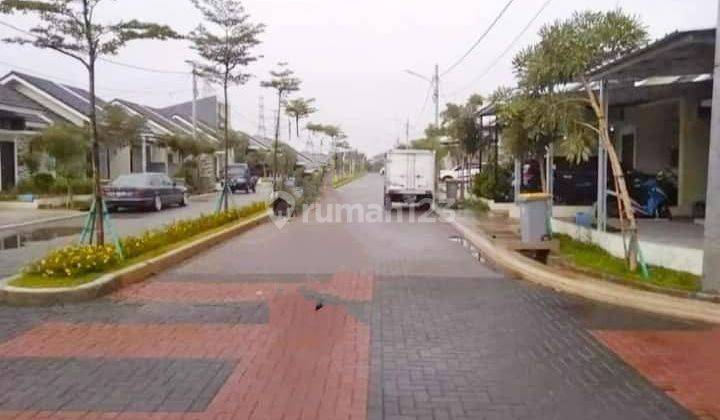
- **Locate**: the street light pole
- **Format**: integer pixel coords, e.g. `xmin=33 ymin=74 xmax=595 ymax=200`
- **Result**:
xmin=405 ymin=63 xmax=441 ymax=128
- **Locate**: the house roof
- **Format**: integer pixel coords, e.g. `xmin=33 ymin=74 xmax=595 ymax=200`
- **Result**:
xmin=589 ymin=28 xmax=716 ymax=81
xmin=0 ymin=84 xmax=42 ymax=112
xmin=2 ymin=71 xmax=107 ymax=117
xmin=158 ymin=96 xmax=219 ymax=129
xmin=114 ymin=99 xmax=189 ymax=135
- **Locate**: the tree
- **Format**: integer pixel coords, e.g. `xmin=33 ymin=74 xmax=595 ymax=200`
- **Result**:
xmin=512 ymin=10 xmax=647 ymax=270
xmin=441 ymin=95 xmax=485 ymax=201
xmin=98 ymin=104 xmax=146 ymax=150
xmin=261 ymin=62 xmax=301 ymax=189
xmin=189 ymin=0 xmax=264 ymax=211
xmin=1 ymin=0 xmax=178 ymax=245
xmin=30 ymin=123 xmax=89 ymax=207
xmin=285 ymin=97 xmax=316 ymax=139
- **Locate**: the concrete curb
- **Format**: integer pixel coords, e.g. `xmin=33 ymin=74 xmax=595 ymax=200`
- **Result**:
xmin=449 ymin=218 xmax=720 ymax=324
xmin=0 ymin=211 xmax=270 ymax=306
xmin=0 ymin=212 xmax=88 ymax=232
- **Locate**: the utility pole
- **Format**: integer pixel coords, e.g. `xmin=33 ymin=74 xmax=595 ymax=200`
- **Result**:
xmin=433 ymin=63 xmax=440 ymax=128
xmin=186 ymin=61 xmax=199 ymax=141
xmin=257 ymin=96 xmax=267 ymax=139
xmin=405 ymin=63 xmax=441 ymax=129
xmin=405 ymin=118 xmax=410 ymax=147
xmin=702 ymin=0 xmax=720 ymax=292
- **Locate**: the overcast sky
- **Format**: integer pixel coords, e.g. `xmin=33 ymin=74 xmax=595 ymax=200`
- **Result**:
xmin=0 ymin=0 xmax=716 ymax=156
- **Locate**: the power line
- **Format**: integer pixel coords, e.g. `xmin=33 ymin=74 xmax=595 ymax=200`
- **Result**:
xmin=0 ymin=20 xmax=188 ymax=75
xmin=0 ymin=60 xmax=190 ymax=95
xmin=441 ymin=0 xmax=517 ymax=77
xmin=448 ymin=0 xmax=554 ymax=99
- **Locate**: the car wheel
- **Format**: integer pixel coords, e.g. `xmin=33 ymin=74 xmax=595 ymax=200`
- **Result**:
xmin=153 ymin=195 xmax=163 ymax=212
xmin=106 ymin=205 xmax=116 ymax=214
xmin=180 ymin=193 xmax=189 ymax=207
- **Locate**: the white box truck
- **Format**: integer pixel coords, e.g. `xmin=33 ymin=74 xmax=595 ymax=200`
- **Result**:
xmin=383 ymin=149 xmax=436 ymax=210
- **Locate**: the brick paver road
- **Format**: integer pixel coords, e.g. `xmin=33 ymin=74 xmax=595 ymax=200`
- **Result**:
xmin=0 ymin=174 xmax=716 ymax=420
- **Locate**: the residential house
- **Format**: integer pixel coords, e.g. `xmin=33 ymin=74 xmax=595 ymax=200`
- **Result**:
xmin=0 ymin=84 xmax=51 ymax=191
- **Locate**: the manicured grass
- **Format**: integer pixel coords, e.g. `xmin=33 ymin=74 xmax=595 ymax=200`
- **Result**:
xmin=10 ymin=208 xmax=267 ymax=289
xmin=555 ymin=234 xmax=701 ymax=292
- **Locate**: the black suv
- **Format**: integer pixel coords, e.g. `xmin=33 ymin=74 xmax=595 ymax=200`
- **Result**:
xmin=226 ymin=164 xmax=257 ymax=194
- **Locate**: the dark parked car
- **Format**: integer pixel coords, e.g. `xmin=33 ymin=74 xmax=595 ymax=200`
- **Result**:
xmin=225 ymin=164 xmax=256 ymax=194
xmin=103 ymin=173 xmax=188 ymax=212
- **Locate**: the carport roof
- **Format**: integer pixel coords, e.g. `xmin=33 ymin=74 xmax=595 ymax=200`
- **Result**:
xmin=589 ymin=28 xmax=715 ymax=81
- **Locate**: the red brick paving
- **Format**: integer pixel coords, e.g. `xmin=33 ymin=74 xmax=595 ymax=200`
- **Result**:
xmin=0 ymin=272 xmax=373 ymax=420
xmin=594 ymin=328 xmax=720 ymax=419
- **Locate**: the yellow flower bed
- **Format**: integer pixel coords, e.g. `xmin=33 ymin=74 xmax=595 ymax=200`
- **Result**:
xmin=24 ymin=201 xmax=267 ymax=279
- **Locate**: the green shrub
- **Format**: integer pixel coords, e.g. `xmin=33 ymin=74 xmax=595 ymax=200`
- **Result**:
xmin=70 ymin=178 xmax=94 ymax=195
xmin=32 ymin=173 xmax=55 ymax=194
xmin=472 ymin=166 xmax=513 ymax=202
xmin=24 ymin=244 xmax=119 ymax=278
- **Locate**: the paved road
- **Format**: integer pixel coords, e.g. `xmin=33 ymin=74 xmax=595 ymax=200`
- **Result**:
xmin=0 ymin=174 xmax=715 ymax=419
xmin=0 ymin=185 xmax=270 ymax=278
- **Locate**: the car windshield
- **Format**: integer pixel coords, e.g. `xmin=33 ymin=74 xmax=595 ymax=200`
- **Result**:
xmin=228 ymin=166 xmax=247 ymax=177
xmin=111 ymin=174 xmax=150 ymax=187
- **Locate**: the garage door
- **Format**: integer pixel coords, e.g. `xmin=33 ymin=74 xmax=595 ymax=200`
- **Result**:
xmin=0 ymin=141 xmax=15 ymax=191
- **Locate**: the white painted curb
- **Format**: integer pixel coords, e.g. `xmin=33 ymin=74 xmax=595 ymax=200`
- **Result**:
xmin=449 ymin=218 xmax=720 ymax=324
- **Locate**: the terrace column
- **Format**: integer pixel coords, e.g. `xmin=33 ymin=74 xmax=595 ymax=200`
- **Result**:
xmin=702 ymin=2 xmax=720 ymax=291
xmin=141 ymin=136 xmax=147 ymax=173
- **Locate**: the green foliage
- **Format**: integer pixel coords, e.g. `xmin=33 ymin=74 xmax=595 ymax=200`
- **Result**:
xmin=157 ymin=133 xmax=217 ymax=157
xmin=493 ymin=88 xmax=595 ymax=163
xmin=190 ymin=0 xmax=264 ymax=87
xmin=97 ymin=104 xmax=146 ymax=149
xmin=25 ymin=244 xmax=119 ymax=278
xmin=285 ymin=97 xmax=317 ymax=137
xmin=498 ymin=10 xmax=647 ymax=163
xmin=471 ymin=165 xmax=513 ymax=202
xmin=556 ymin=234 xmax=700 ymax=292
xmin=0 ymin=0 xmax=180 ymax=65
xmin=515 ymin=10 xmax=647 ymax=91
xmin=411 ymin=134 xmax=448 ymax=165
xmin=261 ymin=62 xmax=301 ymax=97
xmin=31 ymin=173 xmax=55 ymax=194
xmin=441 ymin=95 xmax=486 ymax=162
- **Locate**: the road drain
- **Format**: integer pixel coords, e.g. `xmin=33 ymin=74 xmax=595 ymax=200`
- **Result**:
xmin=449 ymin=235 xmax=487 ymax=264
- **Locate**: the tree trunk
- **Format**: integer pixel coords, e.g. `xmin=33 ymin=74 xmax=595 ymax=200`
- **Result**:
xmin=296 ymin=116 xmax=300 ymax=137
xmin=272 ymin=91 xmax=282 ymax=190
xmin=88 ymin=61 xmax=104 ymax=245
xmin=583 ymin=78 xmax=639 ymax=271
xmin=222 ymin=80 xmax=230 ymax=211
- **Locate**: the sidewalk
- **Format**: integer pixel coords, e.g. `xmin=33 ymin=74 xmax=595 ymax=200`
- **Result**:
xmin=448 ymin=209 xmax=720 ymax=323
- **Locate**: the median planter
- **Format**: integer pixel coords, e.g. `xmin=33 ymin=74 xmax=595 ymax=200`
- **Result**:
xmin=0 ymin=207 xmax=270 ymax=306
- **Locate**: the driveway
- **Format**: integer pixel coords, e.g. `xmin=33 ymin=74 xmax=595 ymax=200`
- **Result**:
xmin=0 ymin=175 xmax=715 ymax=419
xmin=0 ymin=185 xmax=270 ymax=278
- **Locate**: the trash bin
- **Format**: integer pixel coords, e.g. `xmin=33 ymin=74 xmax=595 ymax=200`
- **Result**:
xmin=446 ymin=180 xmax=459 ymax=205
xmin=517 ymin=193 xmax=551 ymax=243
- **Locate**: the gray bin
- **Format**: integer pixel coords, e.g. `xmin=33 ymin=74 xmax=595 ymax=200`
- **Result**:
xmin=517 ymin=194 xmax=551 ymax=243
xmin=446 ymin=180 xmax=459 ymax=205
